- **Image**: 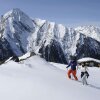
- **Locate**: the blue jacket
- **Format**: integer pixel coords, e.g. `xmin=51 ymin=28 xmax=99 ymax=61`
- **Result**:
xmin=67 ymin=60 xmax=77 ymax=70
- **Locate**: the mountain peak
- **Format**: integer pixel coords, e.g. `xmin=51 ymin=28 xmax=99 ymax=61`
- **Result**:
xmin=3 ymin=8 xmax=23 ymax=18
xmin=75 ymin=25 xmax=98 ymax=30
xmin=2 ymin=8 xmax=32 ymax=25
xmin=9 ymin=8 xmax=22 ymax=14
xmin=75 ymin=25 xmax=100 ymax=42
xmin=11 ymin=8 xmax=22 ymax=12
xmin=0 ymin=8 xmax=35 ymax=56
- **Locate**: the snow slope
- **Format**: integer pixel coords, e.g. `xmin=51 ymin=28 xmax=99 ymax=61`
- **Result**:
xmin=0 ymin=55 xmax=100 ymax=100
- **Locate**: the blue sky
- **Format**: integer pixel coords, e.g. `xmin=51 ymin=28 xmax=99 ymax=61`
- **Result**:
xmin=0 ymin=0 xmax=100 ymax=27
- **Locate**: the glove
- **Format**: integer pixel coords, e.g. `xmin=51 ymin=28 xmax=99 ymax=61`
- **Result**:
xmin=66 ymin=66 xmax=68 ymax=68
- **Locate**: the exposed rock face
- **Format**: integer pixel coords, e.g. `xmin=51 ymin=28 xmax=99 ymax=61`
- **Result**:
xmin=0 ymin=38 xmax=14 ymax=62
xmin=76 ymin=34 xmax=100 ymax=60
xmin=39 ymin=39 xmax=67 ymax=64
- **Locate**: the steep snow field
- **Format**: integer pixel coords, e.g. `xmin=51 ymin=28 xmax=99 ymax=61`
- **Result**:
xmin=0 ymin=56 xmax=100 ymax=100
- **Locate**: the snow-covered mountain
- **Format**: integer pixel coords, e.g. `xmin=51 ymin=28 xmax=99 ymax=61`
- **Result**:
xmin=33 ymin=19 xmax=100 ymax=62
xmin=0 ymin=8 xmax=100 ymax=63
xmin=75 ymin=25 xmax=100 ymax=42
xmin=0 ymin=8 xmax=35 ymax=56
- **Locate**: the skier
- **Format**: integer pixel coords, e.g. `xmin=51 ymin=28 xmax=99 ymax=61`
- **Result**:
xmin=81 ymin=63 xmax=89 ymax=85
xmin=66 ymin=56 xmax=78 ymax=80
